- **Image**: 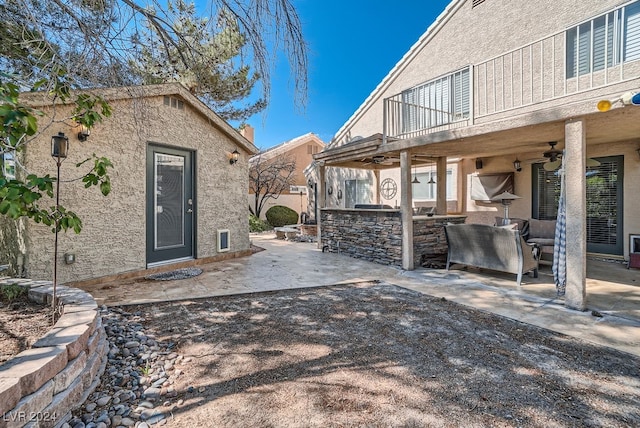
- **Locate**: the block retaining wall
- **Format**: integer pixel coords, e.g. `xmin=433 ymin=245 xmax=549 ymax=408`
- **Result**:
xmin=0 ymin=279 xmax=107 ymax=428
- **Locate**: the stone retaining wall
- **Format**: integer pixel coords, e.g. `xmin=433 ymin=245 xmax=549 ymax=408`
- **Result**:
xmin=0 ymin=279 xmax=107 ymax=428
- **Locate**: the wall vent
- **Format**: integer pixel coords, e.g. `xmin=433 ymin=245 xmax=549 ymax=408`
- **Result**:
xmin=472 ymin=0 xmax=486 ymax=8
xmin=163 ymin=96 xmax=184 ymax=110
xmin=217 ymin=229 xmax=230 ymax=252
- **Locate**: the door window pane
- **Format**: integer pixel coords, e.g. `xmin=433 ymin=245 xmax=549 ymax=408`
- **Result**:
xmin=533 ymin=156 xmax=623 ymax=254
xmin=155 ymin=153 xmax=184 ymax=249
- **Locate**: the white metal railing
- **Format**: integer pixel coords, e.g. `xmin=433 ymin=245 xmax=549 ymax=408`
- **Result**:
xmin=384 ymin=98 xmax=469 ymax=141
xmin=383 ymin=1 xmax=640 ymax=141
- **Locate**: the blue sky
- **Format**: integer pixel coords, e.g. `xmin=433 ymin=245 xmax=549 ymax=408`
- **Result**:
xmin=240 ymin=0 xmax=452 ymax=149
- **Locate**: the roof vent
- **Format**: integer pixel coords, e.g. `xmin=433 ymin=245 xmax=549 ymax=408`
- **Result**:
xmin=472 ymin=0 xmax=486 ymax=8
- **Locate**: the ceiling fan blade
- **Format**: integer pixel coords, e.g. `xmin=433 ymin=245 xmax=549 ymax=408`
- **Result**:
xmin=543 ymin=159 xmax=562 ymax=171
xmin=586 ymin=158 xmax=601 ymax=167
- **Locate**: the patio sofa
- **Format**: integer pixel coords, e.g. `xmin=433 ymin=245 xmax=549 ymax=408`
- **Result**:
xmin=444 ymin=223 xmax=539 ymax=286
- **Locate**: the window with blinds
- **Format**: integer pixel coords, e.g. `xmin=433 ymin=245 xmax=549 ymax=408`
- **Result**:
xmin=344 ymin=179 xmax=372 ymax=208
xmin=400 ymin=67 xmax=470 ymax=134
xmin=532 ymin=156 xmax=624 ymax=255
xmin=532 ymin=165 xmax=561 ymax=220
xmin=566 ymin=0 xmax=640 ymax=78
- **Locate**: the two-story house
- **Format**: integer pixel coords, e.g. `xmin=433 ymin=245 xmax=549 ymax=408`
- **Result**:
xmin=309 ymin=0 xmax=640 ymax=310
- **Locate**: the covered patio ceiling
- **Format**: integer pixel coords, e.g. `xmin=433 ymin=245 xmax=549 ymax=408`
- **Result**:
xmin=315 ymin=99 xmax=640 ymax=170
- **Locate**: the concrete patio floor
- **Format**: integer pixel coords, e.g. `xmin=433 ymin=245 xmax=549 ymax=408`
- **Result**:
xmin=79 ymin=232 xmax=640 ymax=357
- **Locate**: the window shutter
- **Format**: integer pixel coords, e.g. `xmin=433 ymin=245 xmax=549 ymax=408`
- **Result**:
xmin=624 ymin=1 xmax=640 ymax=61
xmin=578 ymin=22 xmax=592 ymax=75
xmin=593 ymin=16 xmax=607 ymax=71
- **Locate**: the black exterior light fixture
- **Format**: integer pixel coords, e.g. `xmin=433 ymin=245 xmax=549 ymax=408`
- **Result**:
xmin=50 ymin=132 xmax=70 ymax=316
xmin=77 ymin=124 xmax=90 ymax=142
xmin=427 ymin=160 xmax=436 ymax=184
xmin=411 ymin=155 xmax=420 ymax=184
xmin=229 ymin=148 xmax=240 ymax=165
xmin=51 ymin=132 xmax=69 ymax=161
xmin=513 ymin=158 xmax=522 ymax=172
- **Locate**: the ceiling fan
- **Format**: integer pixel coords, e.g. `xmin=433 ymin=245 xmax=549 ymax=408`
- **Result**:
xmin=541 ymin=141 xmax=600 ymax=171
xmin=542 ymin=141 xmax=562 ymax=171
xmin=362 ymin=155 xmax=396 ymax=166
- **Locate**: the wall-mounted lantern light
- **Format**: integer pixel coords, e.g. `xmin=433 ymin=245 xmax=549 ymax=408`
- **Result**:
xmin=77 ymin=124 xmax=90 ymax=142
xmin=513 ymin=158 xmax=522 ymax=172
xmin=229 ymin=148 xmax=240 ymax=165
xmin=475 ymin=158 xmax=483 ymax=169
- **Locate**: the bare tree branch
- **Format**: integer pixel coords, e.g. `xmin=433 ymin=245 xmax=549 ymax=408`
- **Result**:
xmin=249 ymin=153 xmax=296 ymax=218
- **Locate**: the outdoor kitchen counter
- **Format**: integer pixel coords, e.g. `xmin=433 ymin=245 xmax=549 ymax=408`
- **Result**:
xmin=320 ymin=208 xmax=466 ymax=267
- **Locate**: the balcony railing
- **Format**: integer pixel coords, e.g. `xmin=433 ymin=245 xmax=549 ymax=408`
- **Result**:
xmin=384 ymin=98 xmax=470 ymax=141
xmin=384 ymin=1 xmax=640 ymax=141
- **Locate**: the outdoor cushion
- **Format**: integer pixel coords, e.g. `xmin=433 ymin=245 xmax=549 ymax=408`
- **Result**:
xmin=528 ymin=218 xmax=556 ymax=239
xmin=527 ymin=218 xmax=556 ymax=255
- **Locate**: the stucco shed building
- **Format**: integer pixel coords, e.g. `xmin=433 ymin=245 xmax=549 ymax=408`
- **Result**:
xmin=0 ymin=83 xmax=258 ymax=284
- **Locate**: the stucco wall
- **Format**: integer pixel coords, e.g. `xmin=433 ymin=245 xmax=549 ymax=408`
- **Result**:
xmin=14 ymin=90 xmax=251 ymax=283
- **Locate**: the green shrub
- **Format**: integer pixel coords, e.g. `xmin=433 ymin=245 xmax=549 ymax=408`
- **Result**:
xmin=0 ymin=284 xmax=26 ymax=302
xmin=249 ymin=214 xmax=272 ymax=233
xmin=265 ymin=205 xmax=299 ymax=228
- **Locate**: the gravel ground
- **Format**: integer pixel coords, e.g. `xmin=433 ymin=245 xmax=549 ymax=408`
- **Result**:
xmin=121 ymin=281 xmax=640 ymax=427
xmin=3 ymin=281 xmax=640 ymax=427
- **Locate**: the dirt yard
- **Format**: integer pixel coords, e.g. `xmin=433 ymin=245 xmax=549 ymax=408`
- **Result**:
xmin=126 ymin=281 xmax=639 ymax=428
xmin=0 ymin=291 xmax=51 ymax=364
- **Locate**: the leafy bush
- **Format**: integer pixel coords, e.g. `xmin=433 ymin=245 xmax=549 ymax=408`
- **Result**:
xmin=265 ymin=205 xmax=299 ymax=228
xmin=0 ymin=284 xmax=26 ymax=302
xmin=249 ymin=214 xmax=272 ymax=233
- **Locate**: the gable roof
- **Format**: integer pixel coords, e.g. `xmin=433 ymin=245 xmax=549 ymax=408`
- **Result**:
xmin=21 ymin=82 xmax=258 ymax=155
xmin=330 ymin=0 xmax=464 ymax=148
xmin=250 ymin=132 xmax=325 ymax=163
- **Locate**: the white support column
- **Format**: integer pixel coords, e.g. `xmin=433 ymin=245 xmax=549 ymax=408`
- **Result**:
xmin=564 ymin=119 xmax=587 ymax=310
xmin=400 ymin=151 xmax=414 ymax=270
xmin=316 ymin=164 xmax=326 ymax=249
xmin=436 ymin=156 xmax=448 ymax=215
